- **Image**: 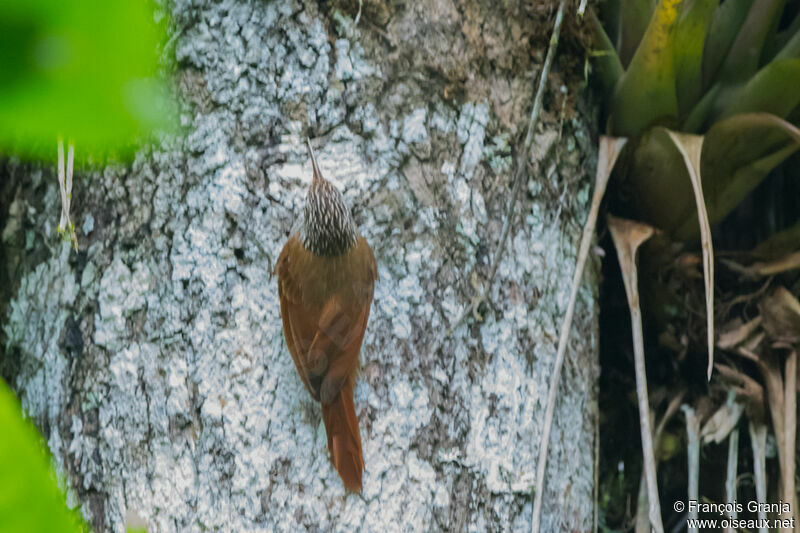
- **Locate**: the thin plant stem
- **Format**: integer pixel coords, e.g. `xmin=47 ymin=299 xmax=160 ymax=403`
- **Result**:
xmin=749 ymin=420 xmax=768 ymax=533
xmin=782 ymin=350 xmax=797 ymax=531
xmin=724 ymin=423 xmax=739 ymax=533
xmin=683 ymin=404 xmax=700 ymax=532
xmin=448 ymin=0 xmax=570 ymax=341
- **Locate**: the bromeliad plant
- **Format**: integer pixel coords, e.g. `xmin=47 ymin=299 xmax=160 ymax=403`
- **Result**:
xmin=591 ymin=1 xmax=800 ymax=532
xmin=592 ymin=0 xmax=800 ymax=241
xmin=532 ymin=1 xmax=800 ymax=532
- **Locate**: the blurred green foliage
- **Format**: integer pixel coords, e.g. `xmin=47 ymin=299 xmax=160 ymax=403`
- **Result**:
xmin=0 ymin=0 xmax=175 ymax=160
xmin=0 ymin=379 xmax=87 ymax=532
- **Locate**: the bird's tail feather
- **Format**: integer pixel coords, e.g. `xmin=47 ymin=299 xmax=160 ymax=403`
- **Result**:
xmin=321 ymin=379 xmax=363 ymax=492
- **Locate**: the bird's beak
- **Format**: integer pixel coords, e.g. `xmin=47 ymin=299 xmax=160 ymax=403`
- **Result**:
xmin=306 ymin=138 xmax=323 ymax=184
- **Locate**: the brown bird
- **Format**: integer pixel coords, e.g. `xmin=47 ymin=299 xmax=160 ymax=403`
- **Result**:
xmin=275 ymin=139 xmax=377 ymax=492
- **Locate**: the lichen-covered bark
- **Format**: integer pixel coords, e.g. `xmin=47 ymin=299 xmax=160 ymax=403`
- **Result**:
xmin=2 ymin=0 xmax=599 ymax=531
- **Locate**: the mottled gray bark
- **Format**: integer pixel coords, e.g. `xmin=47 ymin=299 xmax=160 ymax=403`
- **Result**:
xmin=2 ymin=0 xmax=599 ymax=531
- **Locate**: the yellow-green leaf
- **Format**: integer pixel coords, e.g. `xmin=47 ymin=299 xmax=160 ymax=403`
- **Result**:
xmin=751 ymin=220 xmax=800 ymax=260
xmin=610 ymin=0 xmax=682 ymax=136
xmin=685 ymin=58 xmax=800 ymax=132
xmin=618 ymin=0 xmax=656 ymax=67
xmin=773 ymin=20 xmax=800 ymax=61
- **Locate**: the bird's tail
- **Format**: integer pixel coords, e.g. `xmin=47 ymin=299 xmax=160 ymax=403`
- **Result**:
xmin=321 ymin=379 xmax=363 ymax=492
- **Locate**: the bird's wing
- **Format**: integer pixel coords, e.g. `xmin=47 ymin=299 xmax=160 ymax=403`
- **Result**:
xmin=316 ymin=240 xmax=376 ymax=403
xmin=278 ymin=285 xmax=318 ymax=398
xmin=276 ymin=237 xmax=319 ymax=398
xmin=276 ymin=236 xmax=376 ymax=402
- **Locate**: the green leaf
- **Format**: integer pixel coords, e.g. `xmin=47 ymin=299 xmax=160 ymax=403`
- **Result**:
xmin=759 ymin=2 xmax=793 ymax=62
xmin=674 ymin=0 xmax=717 ymax=115
xmin=685 ymin=58 xmax=800 ymax=131
xmin=625 ymin=126 xmax=694 ymax=233
xmin=715 ymin=0 xmax=786 ymax=83
xmin=0 ymin=0 xmax=175 ymax=159
xmin=610 ymin=0 xmax=683 ymax=136
xmin=751 ymin=220 xmax=800 ymax=260
xmin=716 ymin=58 xmax=800 ymax=121
xmin=588 ymin=7 xmax=624 ymax=97
xmin=0 ymin=379 xmax=87 ymax=533
xmin=773 ymin=18 xmax=800 ymax=61
xmin=682 ymin=82 xmax=720 ymax=132
xmin=602 ymin=0 xmax=622 ymax=53
xmin=701 ymin=0 xmax=751 ymax=89
xmin=618 ymin=0 xmax=656 ymax=67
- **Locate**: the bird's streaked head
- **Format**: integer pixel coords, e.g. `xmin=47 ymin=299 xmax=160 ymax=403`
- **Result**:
xmin=301 ymin=139 xmax=357 ymax=256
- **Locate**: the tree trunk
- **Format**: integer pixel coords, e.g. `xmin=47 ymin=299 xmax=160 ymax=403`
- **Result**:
xmin=1 ymin=0 xmax=599 ymax=531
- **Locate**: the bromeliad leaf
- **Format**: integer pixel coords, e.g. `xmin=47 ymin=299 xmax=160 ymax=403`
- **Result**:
xmin=626 ymin=127 xmax=692 ymax=233
xmin=618 ymin=0 xmax=656 ymax=67
xmin=716 ymin=58 xmax=800 ymax=123
xmin=770 ymin=12 xmax=800 ymax=61
xmin=665 ymin=131 xmax=714 ymax=379
xmin=751 ymin=221 xmax=800 ymax=260
xmin=608 ymin=215 xmax=663 ymax=533
xmin=588 ymin=7 xmax=624 ymax=98
xmin=714 ymin=0 xmax=787 ymax=83
xmin=610 ymin=0 xmax=682 ymax=136
xmin=674 ymin=0 xmax=717 ymax=115
xmin=701 ymin=0 xmax=752 ymax=89
xmin=685 ymin=51 xmax=800 ymax=132
xmin=684 ymin=1 xmax=795 ymax=130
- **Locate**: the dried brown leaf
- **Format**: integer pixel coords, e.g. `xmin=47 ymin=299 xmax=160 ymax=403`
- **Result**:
xmin=759 ymin=287 xmax=800 ymax=345
xmin=700 ymin=398 xmax=743 ymax=444
xmin=608 ymin=215 xmax=663 ymax=533
xmin=749 ymin=251 xmax=800 ymax=276
xmin=714 ymin=363 xmax=765 ymax=422
xmin=666 ymin=130 xmax=715 ymax=380
xmin=717 ymin=317 xmax=762 ymax=350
